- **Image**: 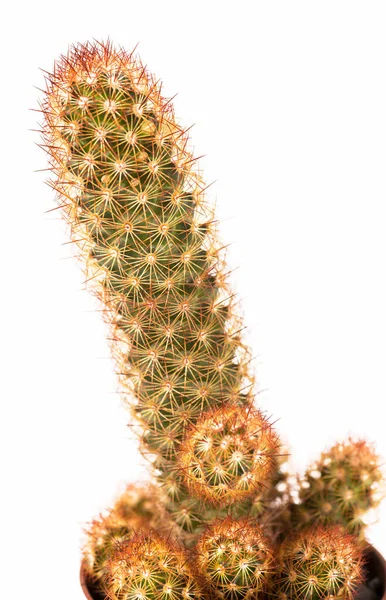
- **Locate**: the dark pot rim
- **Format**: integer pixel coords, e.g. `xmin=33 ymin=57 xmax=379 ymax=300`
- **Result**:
xmin=80 ymin=563 xmax=106 ymax=600
xmin=80 ymin=563 xmax=94 ymax=600
xmin=79 ymin=545 xmax=386 ymax=600
xmin=361 ymin=545 xmax=386 ymax=600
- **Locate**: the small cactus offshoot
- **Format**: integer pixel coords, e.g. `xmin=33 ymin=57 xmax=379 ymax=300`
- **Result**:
xmin=178 ymin=403 xmax=280 ymax=507
xmin=275 ymin=527 xmax=364 ymax=600
xmin=195 ymin=517 xmax=274 ymax=599
xmin=83 ymin=483 xmax=170 ymax=585
xmin=292 ymin=439 xmax=385 ymax=537
xmin=104 ymin=530 xmax=202 ymax=600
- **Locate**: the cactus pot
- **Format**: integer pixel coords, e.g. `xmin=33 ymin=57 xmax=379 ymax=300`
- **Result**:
xmin=80 ymin=546 xmax=386 ymax=600
xmin=355 ymin=546 xmax=386 ymax=600
xmin=80 ymin=564 xmax=105 ymax=600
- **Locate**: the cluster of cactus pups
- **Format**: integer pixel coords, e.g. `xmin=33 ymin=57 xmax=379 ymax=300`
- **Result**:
xmin=40 ymin=41 xmax=385 ymax=600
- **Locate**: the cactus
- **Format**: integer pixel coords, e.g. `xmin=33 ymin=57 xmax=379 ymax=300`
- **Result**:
xmin=104 ymin=530 xmax=202 ymax=599
xmin=286 ymin=439 xmax=385 ymax=538
xmin=195 ymin=516 xmax=274 ymax=599
xmin=39 ymin=40 xmax=384 ymax=600
xmin=275 ymin=527 xmax=364 ymax=600
xmin=178 ymin=403 xmax=280 ymax=507
xmin=40 ymin=39 xmax=281 ymax=539
xmin=83 ymin=483 xmax=170 ymax=585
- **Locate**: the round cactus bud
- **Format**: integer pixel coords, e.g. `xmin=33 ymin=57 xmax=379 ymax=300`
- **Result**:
xmin=298 ymin=438 xmax=385 ymax=536
xmin=178 ymin=403 xmax=280 ymax=506
xmin=110 ymin=483 xmax=168 ymax=530
xmin=83 ymin=518 xmax=131 ymax=585
xmin=195 ymin=517 xmax=274 ymax=599
xmin=82 ymin=483 xmax=170 ymax=584
xmin=275 ymin=527 xmax=364 ymax=600
xmin=105 ymin=530 xmax=202 ymax=600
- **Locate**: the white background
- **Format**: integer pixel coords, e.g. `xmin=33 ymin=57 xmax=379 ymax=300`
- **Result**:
xmin=1 ymin=1 xmax=386 ymax=598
